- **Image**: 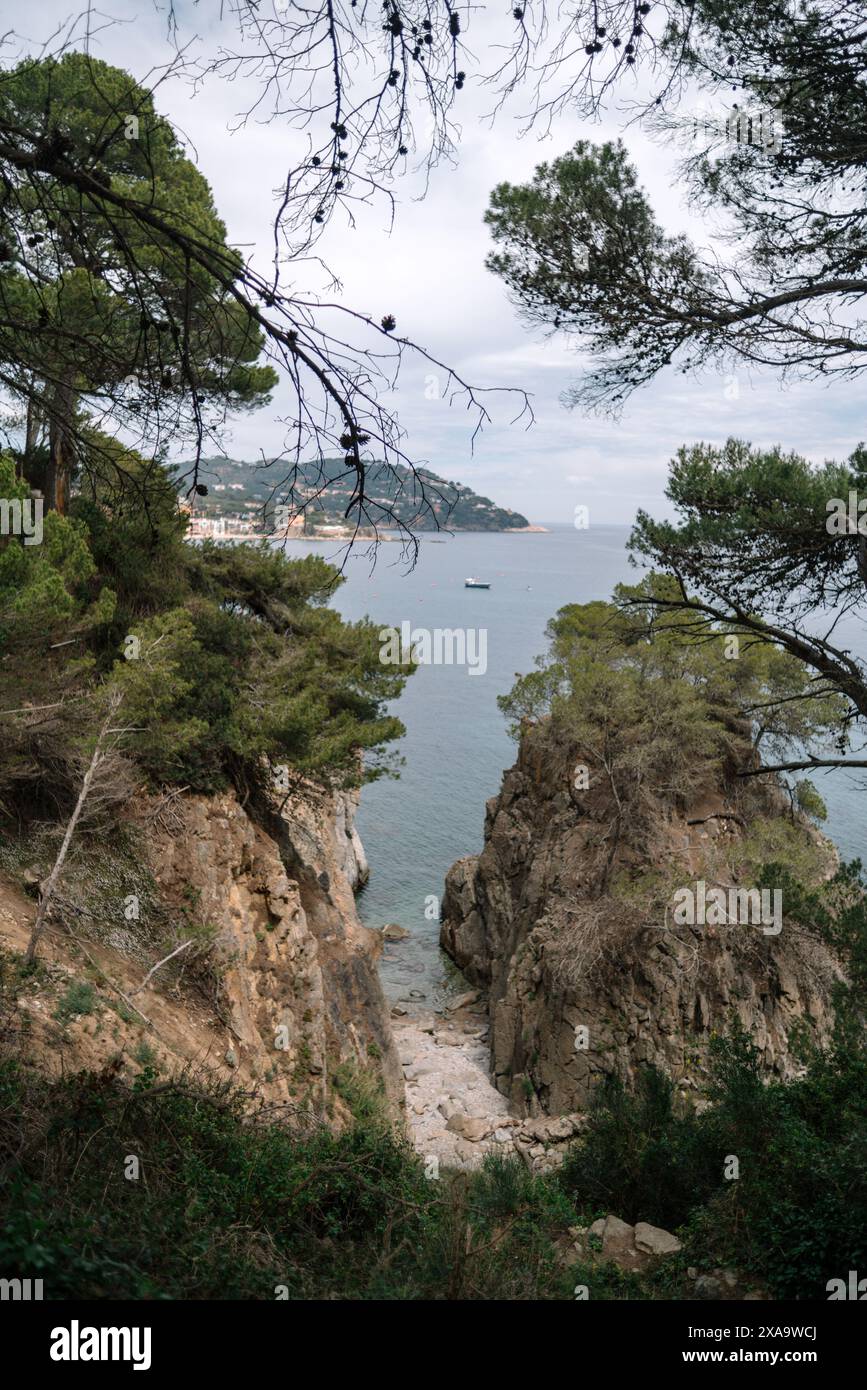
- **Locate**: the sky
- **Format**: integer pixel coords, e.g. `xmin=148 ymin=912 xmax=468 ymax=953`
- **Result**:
xmin=8 ymin=1 xmax=866 ymax=525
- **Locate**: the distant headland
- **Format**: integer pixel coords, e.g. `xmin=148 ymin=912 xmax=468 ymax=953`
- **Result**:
xmin=177 ymin=455 xmax=546 ymax=539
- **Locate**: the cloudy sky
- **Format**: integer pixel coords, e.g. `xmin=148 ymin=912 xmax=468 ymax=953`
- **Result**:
xmin=13 ymin=2 xmax=866 ymax=524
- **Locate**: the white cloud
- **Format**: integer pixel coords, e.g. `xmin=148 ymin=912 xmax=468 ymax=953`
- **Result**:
xmin=14 ymin=3 xmax=866 ymax=525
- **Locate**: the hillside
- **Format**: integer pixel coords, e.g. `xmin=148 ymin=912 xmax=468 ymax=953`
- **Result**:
xmin=177 ymin=455 xmax=533 ymax=533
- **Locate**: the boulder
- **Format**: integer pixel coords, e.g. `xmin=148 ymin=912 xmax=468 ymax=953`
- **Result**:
xmin=447 ymin=990 xmax=481 ymax=1011
xmin=634 ymin=1221 xmax=683 ymax=1257
xmin=601 ymin=1214 xmax=638 ymax=1262
xmin=445 ymin=1113 xmax=494 ymax=1142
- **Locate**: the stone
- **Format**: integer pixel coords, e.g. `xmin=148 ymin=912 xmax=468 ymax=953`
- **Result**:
xmin=381 ymin=923 xmax=410 ymax=941
xmin=438 ymin=1099 xmax=463 ymax=1122
xmin=447 ymin=990 xmax=481 ymax=1011
xmin=552 ymin=1235 xmax=578 ymax=1264
xmin=601 ymin=1214 xmax=637 ymax=1260
xmin=634 ymin=1221 xmax=683 ymax=1257
xmin=540 ymin=1114 xmax=575 ymax=1142
xmin=445 ymin=1114 xmax=493 ymax=1142
xmin=694 ymin=1274 xmax=724 ymax=1299
xmin=404 ymin=1063 xmax=440 ymax=1081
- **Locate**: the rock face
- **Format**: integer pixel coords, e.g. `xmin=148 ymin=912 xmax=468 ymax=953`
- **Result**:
xmin=145 ymin=786 xmax=400 ymax=1112
xmin=1 ymin=782 xmax=399 ymax=1120
xmin=332 ymin=788 xmax=370 ymax=891
xmin=441 ymin=725 xmax=841 ymax=1117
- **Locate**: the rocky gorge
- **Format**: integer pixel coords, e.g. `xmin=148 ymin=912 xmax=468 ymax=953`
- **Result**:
xmin=3 ymin=716 xmax=843 ymax=1177
xmin=0 ymin=707 xmax=857 ymax=1303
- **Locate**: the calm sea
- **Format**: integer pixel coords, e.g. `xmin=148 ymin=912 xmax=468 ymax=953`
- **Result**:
xmin=279 ymin=525 xmax=867 ymax=1004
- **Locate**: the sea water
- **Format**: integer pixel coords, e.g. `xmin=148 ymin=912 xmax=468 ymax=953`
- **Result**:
xmin=278 ymin=525 xmax=867 ymax=1003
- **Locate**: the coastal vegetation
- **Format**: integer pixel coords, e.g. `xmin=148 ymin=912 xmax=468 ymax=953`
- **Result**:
xmin=4 ymin=576 xmax=863 ymax=1300
xmin=0 ymin=4 xmax=865 ymax=1310
xmin=3 ymin=865 xmax=865 ymax=1302
xmin=1 ymin=437 xmax=410 ymax=813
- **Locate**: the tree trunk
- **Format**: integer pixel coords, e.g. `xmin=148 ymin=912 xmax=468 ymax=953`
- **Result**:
xmin=24 ymin=693 xmax=122 ymax=965
xmin=25 ymin=394 xmax=41 ymax=460
xmin=45 ymin=372 xmax=76 ymax=514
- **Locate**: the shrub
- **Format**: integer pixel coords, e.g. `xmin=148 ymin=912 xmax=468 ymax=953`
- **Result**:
xmin=0 ymin=1057 xmax=583 ymax=1300
xmin=560 ymin=1020 xmax=867 ymax=1298
xmin=52 ymin=982 xmax=97 ymax=1023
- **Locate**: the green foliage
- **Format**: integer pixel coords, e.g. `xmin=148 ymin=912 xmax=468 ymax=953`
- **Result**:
xmin=486 ymin=139 xmax=698 ymax=409
xmin=560 ymin=861 xmax=867 ymax=1298
xmin=795 ymin=779 xmax=827 ymax=824
xmin=737 ymin=817 xmax=828 ymax=885
xmin=0 ymin=1059 xmax=576 ymax=1300
xmin=484 ymin=4 xmax=867 ymax=408
xmin=559 ymin=1067 xmax=723 ymax=1231
xmin=71 ymin=437 xmax=191 ymax=616
xmin=623 ymin=441 xmax=865 ymax=793
xmin=499 ymin=592 xmax=726 ymax=777
xmin=0 ymin=452 xmax=113 ymax=640
xmin=106 ymin=609 xmax=211 ymax=783
xmin=499 ymin=586 xmax=848 ymax=864
xmin=52 ymin=981 xmax=97 ymax=1023
xmin=0 ymin=440 xmax=410 ymax=806
xmin=0 ymin=52 xmax=277 ymax=487
xmin=629 ymin=439 xmax=864 ymax=621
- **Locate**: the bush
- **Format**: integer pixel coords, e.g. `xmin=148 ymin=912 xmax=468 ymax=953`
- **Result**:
xmin=0 ymin=1059 xmax=581 ymax=1300
xmin=559 ymin=1066 xmax=723 ymax=1230
xmin=559 ymin=1026 xmax=867 ymax=1298
xmin=52 ymin=982 xmax=97 ymax=1023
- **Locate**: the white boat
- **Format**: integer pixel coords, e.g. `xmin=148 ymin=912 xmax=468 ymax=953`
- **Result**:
xmin=464 ymin=577 xmax=491 ymax=589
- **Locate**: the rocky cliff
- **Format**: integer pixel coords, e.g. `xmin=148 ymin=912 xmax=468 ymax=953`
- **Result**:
xmin=441 ymin=722 xmax=842 ymax=1117
xmin=0 ymin=781 xmax=400 ymax=1122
